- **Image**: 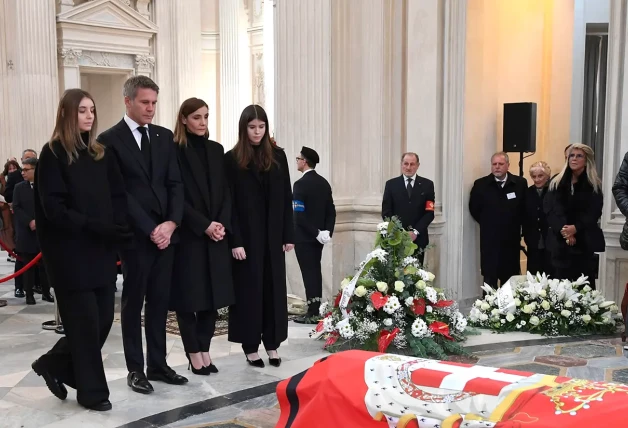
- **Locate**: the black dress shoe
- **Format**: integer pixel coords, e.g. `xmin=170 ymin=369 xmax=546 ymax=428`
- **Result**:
xmin=207 ymin=363 xmax=218 ymax=373
xmin=294 ymin=314 xmax=318 ymax=324
xmin=33 ymin=286 xmax=42 ymax=294
xmin=25 ymin=295 xmax=36 ymax=305
xmin=41 ymin=293 xmax=54 ymax=303
xmin=127 ymin=371 xmax=154 ymax=394
xmin=246 ymin=357 xmax=265 ymax=368
xmin=83 ymin=400 xmax=112 ymax=411
xmin=14 ymin=289 xmax=25 ymax=298
xmin=146 ymin=366 xmax=188 ymax=385
xmin=32 ymin=359 xmax=67 ymax=400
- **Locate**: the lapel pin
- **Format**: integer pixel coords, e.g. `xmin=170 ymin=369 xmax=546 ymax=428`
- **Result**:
xmin=156 ymin=133 xmax=159 ymax=137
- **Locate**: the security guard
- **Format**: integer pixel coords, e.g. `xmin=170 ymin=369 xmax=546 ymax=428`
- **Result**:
xmin=293 ymin=147 xmax=336 ymax=324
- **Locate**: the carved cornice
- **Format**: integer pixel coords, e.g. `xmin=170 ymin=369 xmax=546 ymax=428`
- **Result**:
xmin=58 ymin=48 xmax=83 ymax=66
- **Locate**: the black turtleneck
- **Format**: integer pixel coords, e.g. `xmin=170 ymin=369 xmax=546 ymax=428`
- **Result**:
xmin=187 ymin=132 xmax=209 ymax=171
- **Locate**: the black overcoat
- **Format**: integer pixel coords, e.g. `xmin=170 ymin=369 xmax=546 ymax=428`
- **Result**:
xmin=522 ymin=184 xmax=549 ymax=251
xmin=469 ymin=172 xmax=527 ymax=279
xmin=34 ymin=141 xmax=128 ymax=291
xmin=224 ymin=147 xmax=294 ymax=345
xmin=171 ymin=136 xmax=235 ymax=312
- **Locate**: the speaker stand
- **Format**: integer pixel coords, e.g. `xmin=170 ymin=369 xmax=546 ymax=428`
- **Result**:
xmin=518 ymin=151 xmax=524 ymax=177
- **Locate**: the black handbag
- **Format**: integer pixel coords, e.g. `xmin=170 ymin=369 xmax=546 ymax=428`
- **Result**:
xmin=621 ymin=223 xmax=628 ymax=250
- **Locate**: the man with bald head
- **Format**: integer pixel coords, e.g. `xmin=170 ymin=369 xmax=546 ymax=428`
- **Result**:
xmin=469 ymin=152 xmax=527 ymax=289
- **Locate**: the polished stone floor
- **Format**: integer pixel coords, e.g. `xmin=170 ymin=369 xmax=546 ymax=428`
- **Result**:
xmin=1 ymin=252 xmax=627 ymax=427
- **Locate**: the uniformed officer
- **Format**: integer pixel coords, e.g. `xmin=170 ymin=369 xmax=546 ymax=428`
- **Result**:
xmin=382 ymin=152 xmax=435 ymax=266
xmin=293 ymin=147 xmax=336 ymax=324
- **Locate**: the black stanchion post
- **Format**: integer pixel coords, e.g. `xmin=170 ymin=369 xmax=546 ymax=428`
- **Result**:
xmin=41 ymin=294 xmax=63 ymax=334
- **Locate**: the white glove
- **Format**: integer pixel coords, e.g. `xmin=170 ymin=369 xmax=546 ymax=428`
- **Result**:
xmin=316 ymin=230 xmax=325 ymax=244
xmin=320 ymin=230 xmax=331 ymax=244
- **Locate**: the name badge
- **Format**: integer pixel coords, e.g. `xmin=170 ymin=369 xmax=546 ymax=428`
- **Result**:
xmin=507 ymin=192 xmax=516 ymax=200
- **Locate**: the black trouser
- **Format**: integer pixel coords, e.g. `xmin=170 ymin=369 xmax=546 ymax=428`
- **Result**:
xmin=14 ymin=257 xmax=24 ymax=291
xmin=416 ymin=246 xmax=426 ymax=267
xmin=526 ymin=248 xmax=552 ymax=278
xmin=20 ymin=252 xmax=50 ymax=297
xmin=242 ymin=253 xmax=279 ymax=354
xmin=295 ymin=242 xmax=323 ymax=317
xmin=120 ymin=240 xmax=175 ymax=372
xmin=176 ymin=310 xmax=217 ymax=354
xmin=38 ymin=285 xmax=114 ymax=407
xmin=552 ymin=252 xmax=597 ymax=289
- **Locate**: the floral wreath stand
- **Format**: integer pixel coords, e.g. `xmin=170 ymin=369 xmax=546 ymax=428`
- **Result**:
xmin=275 ymin=349 xmax=628 ymax=428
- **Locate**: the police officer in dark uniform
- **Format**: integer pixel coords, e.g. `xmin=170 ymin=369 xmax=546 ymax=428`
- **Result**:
xmin=293 ymin=147 xmax=336 ymax=324
xmin=382 ymin=152 xmax=435 ymax=266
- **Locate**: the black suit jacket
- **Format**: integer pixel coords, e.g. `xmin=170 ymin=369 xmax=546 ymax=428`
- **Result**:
xmin=522 ymin=185 xmax=549 ymax=250
xmin=12 ymin=180 xmax=38 ymax=254
xmin=97 ymin=119 xmax=184 ymax=241
xmin=382 ymin=175 xmax=435 ymax=248
xmin=292 ymin=170 xmax=336 ymax=243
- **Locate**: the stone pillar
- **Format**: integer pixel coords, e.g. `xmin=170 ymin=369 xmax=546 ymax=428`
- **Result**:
xmin=440 ymin=0 xmax=468 ymax=303
xmin=405 ymin=0 xmax=445 ymax=276
xmin=599 ymin=0 xmax=628 ymax=304
xmin=154 ymin=0 xmax=203 ymax=129
xmin=263 ymin=0 xmax=275 ymax=132
xmin=0 ymin=0 xmax=59 ymax=158
xmin=219 ymin=0 xmax=252 ymax=149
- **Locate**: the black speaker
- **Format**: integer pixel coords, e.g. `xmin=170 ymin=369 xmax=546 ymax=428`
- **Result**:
xmin=503 ymin=102 xmax=537 ymax=152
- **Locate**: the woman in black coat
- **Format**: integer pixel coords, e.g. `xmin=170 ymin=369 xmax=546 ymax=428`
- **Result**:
xmin=544 ymin=144 xmax=605 ymax=288
xmin=523 ymin=161 xmax=552 ymax=277
xmin=31 ymin=89 xmax=131 ymax=411
xmin=171 ymin=98 xmax=235 ymax=375
xmin=225 ymin=104 xmax=294 ymax=368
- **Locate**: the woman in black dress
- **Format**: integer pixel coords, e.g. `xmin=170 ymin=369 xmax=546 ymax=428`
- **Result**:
xmin=31 ymin=88 xmax=131 ymax=411
xmin=225 ymin=105 xmax=294 ymax=368
xmin=523 ymin=161 xmax=552 ymax=276
xmin=172 ymin=98 xmax=234 ymax=375
xmin=544 ymin=143 xmax=605 ymax=287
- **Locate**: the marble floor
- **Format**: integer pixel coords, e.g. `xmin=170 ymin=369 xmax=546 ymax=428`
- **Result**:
xmin=1 ymin=252 xmax=628 ymax=427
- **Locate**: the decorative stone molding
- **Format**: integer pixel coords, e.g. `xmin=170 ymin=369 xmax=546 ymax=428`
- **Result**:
xmin=136 ymin=0 xmax=151 ymax=19
xmin=58 ymin=48 xmax=83 ymax=66
xmin=89 ymin=0 xmax=130 ymax=5
xmin=252 ymin=51 xmax=265 ymax=106
xmin=77 ymin=50 xmax=135 ymax=69
xmin=135 ymin=54 xmax=155 ymax=70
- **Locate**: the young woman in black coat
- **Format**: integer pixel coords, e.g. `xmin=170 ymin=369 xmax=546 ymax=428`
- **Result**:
xmin=523 ymin=161 xmax=552 ymax=277
xmin=30 ymin=89 xmax=131 ymax=411
xmin=225 ymin=105 xmax=294 ymax=368
xmin=544 ymin=144 xmax=605 ymax=288
xmin=171 ymin=98 xmax=235 ymax=375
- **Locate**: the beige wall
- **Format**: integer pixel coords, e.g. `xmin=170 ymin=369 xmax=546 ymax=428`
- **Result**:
xmin=201 ymin=0 xmax=220 ymax=33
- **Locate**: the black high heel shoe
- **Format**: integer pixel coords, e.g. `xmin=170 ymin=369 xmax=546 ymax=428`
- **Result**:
xmin=267 ymin=351 xmax=282 ymax=367
xmin=186 ymin=354 xmax=210 ymax=376
xmin=207 ymin=363 xmax=219 ymax=373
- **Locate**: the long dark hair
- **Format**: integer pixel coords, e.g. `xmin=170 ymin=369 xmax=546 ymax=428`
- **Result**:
xmin=233 ymin=105 xmax=278 ymax=171
xmin=174 ymin=97 xmax=209 ymax=146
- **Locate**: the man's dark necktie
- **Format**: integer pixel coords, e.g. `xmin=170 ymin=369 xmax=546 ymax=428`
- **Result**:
xmin=137 ymin=126 xmax=151 ymax=172
xmin=406 ymin=177 xmax=413 ymax=198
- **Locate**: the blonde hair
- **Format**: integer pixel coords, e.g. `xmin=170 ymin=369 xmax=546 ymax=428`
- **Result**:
xmin=50 ymin=89 xmax=104 ymax=164
xmin=549 ymin=143 xmax=601 ymax=192
xmin=529 ymin=161 xmax=551 ymax=177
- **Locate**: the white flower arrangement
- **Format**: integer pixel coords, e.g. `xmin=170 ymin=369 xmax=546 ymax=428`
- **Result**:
xmin=469 ymin=272 xmax=622 ymax=336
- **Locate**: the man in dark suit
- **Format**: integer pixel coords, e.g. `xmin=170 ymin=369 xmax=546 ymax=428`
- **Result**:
xmin=12 ymin=157 xmax=53 ymax=305
xmin=293 ymin=147 xmax=336 ymax=324
xmin=98 ymin=76 xmax=186 ymax=394
xmin=382 ymin=152 xmax=435 ymax=266
xmin=469 ymin=151 xmax=527 ymax=289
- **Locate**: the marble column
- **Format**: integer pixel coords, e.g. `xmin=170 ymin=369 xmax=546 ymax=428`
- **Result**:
xmin=263 ymin=0 xmax=275 ymax=132
xmin=0 ymin=0 xmax=58 ymax=158
xmin=441 ymin=0 xmax=468 ymax=303
xmin=58 ymin=48 xmax=82 ymax=90
xmin=405 ymin=0 xmax=445 ymax=277
xmin=219 ymin=0 xmax=252 ymax=149
xmin=154 ymin=0 xmax=203 ymax=129
xmin=599 ymin=0 xmax=628 ymax=304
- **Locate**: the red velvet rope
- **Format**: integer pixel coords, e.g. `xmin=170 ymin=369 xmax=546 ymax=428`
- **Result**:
xmin=0 ymin=238 xmax=20 ymax=260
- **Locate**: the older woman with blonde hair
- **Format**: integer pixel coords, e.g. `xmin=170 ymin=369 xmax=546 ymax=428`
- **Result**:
xmin=544 ymin=144 xmax=605 ymax=287
xmin=523 ymin=161 xmax=552 ymax=277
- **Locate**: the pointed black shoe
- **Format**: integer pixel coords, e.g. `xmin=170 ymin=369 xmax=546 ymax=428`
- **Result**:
xmin=42 ymin=293 xmax=54 ymax=303
xmin=266 ymin=351 xmax=282 ymax=367
xmin=207 ymin=363 xmax=218 ymax=373
xmin=127 ymin=371 xmax=154 ymax=394
xmin=147 ymin=366 xmax=188 ymax=385
xmin=246 ymin=357 xmax=265 ymax=368
xmin=186 ymin=354 xmax=210 ymax=376
xmin=32 ymin=359 xmax=67 ymax=400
